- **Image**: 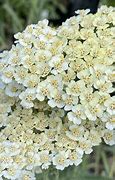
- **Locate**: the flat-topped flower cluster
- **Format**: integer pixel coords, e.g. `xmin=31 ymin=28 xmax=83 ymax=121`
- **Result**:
xmin=0 ymin=90 xmax=114 ymax=180
xmin=0 ymin=5 xmax=115 ymax=180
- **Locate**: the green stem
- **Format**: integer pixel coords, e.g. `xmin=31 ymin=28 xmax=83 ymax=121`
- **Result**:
xmin=55 ymin=169 xmax=59 ymax=180
xmin=95 ymin=146 xmax=101 ymax=175
xmin=109 ymin=156 xmax=115 ymax=178
xmin=43 ymin=169 xmax=49 ymax=180
xmin=101 ymin=151 xmax=110 ymax=176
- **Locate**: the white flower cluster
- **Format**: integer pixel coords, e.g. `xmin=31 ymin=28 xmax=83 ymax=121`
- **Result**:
xmin=0 ymin=89 xmax=114 ymax=180
xmin=0 ymin=5 xmax=115 ymax=180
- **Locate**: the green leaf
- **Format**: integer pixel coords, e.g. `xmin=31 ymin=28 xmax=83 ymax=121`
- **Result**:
xmin=3 ymin=2 xmax=23 ymax=31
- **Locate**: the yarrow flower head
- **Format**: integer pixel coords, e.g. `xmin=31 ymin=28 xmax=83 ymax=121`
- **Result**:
xmin=0 ymin=5 xmax=115 ymax=180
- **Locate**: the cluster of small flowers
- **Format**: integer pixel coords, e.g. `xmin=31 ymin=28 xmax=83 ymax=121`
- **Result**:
xmin=0 ymin=89 xmax=114 ymax=180
xmin=0 ymin=5 xmax=115 ymax=180
xmin=0 ymin=6 xmax=115 ymax=130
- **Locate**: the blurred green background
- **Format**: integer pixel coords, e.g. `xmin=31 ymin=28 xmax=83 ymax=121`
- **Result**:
xmin=0 ymin=0 xmax=115 ymax=179
xmin=0 ymin=0 xmax=66 ymax=50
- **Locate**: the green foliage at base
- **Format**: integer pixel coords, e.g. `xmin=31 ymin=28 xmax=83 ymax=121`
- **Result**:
xmin=36 ymin=145 xmax=115 ymax=180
